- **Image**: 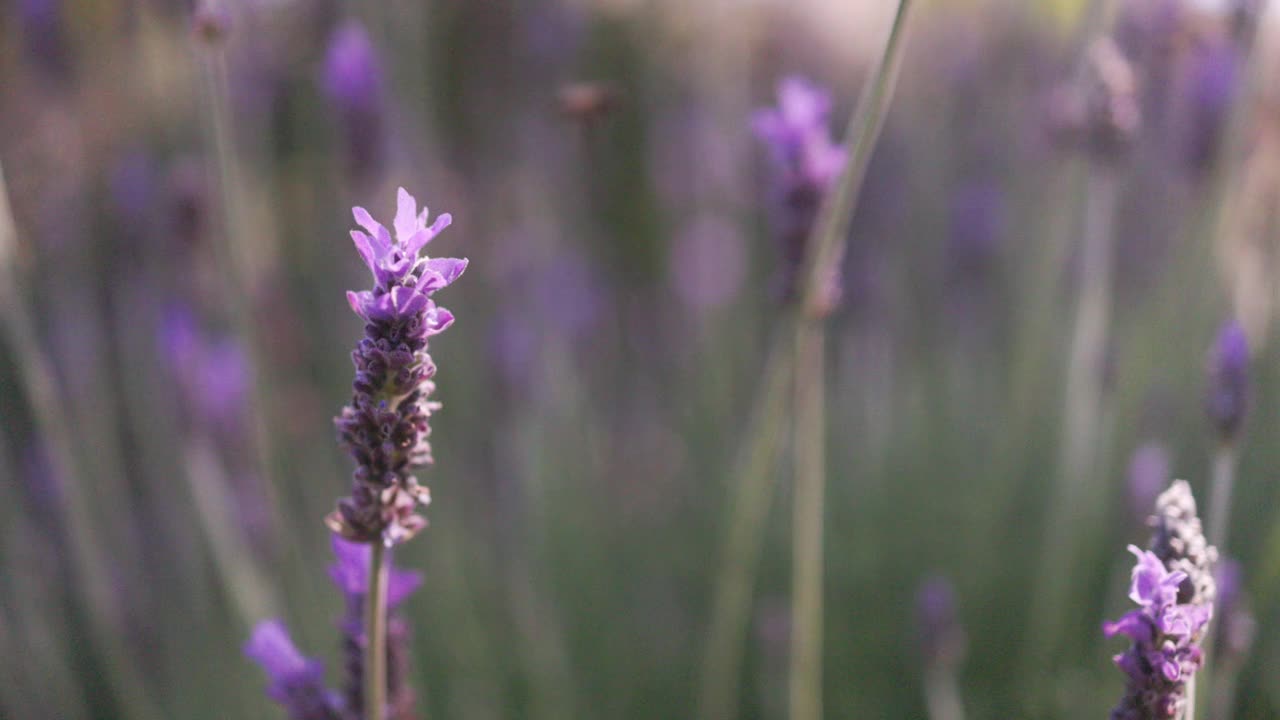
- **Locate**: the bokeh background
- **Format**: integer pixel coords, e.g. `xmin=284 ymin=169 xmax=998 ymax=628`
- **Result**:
xmin=1 ymin=0 xmax=1278 ymax=717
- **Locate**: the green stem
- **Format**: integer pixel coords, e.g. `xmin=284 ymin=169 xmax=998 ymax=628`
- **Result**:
xmin=698 ymin=330 xmax=793 ymax=720
xmin=788 ymin=319 xmax=825 ymax=720
xmin=784 ymin=4 xmax=912 ymax=718
xmin=365 ymin=541 xmax=390 ymax=720
xmin=1198 ymin=444 xmax=1236 ymax=719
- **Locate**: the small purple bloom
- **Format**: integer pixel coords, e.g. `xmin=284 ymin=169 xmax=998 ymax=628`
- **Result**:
xmin=915 ymin=575 xmax=965 ymax=670
xmin=323 ymin=20 xmax=388 ymax=182
xmin=947 ymin=180 xmax=1005 ymax=281
xmin=245 ymin=621 xmax=343 ymax=720
xmin=1206 ymin=320 xmax=1249 ymax=443
xmin=1127 ymin=442 xmax=1169 ymax=528
xmin=19 ymin=0 xmax=70 ymax=79
xmin=753 ymin=76 xmax=846 ymax=303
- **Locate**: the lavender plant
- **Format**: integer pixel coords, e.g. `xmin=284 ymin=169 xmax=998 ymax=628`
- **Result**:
xmin=1104 ymin=480 xmax=1217 ymax=720
xmin=323 ymin=21 xmax=389 ymax=184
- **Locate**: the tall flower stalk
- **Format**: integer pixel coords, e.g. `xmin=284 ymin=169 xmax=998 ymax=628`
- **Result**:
xmin=328 ymin=188 xmax=465 ymax=720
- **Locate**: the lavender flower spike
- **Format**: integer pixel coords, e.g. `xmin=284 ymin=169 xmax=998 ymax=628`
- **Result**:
xmin=245 ymin=620 xmax=343 ymax=720
xmin=328 ymin=188 xmax=467 ymax=546
xmin=752 ymin=76 xmax=846 ymax=301
xmin=323 ymin=20 xmax=389 ymax=182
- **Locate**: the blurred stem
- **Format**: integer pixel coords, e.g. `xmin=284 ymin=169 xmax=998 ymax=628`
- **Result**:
xmin=194 ymin=21 xmax=284 ymax=545
xmin=788 ymin=319 xmax=825 ymax=720
xmin=924 ymin=666 xmax=965 ymax=720
xmin=0 ymin=164 xmax=162 ymax=720
xmin=786 ymin=3 xmax=911 ymax=718
xmin=799 ymin=0 xmax=912 ymax=317
xmin=183 ymin=437 xmax=277 ymax=625
xmin=365 ymin=541 xmax=389 ymax=720
xmin=1026 ymin=164 xmax=1119 ymax=675
xmin=1198 ymin=443 xmax=1236 ymax=718
xmin=1206 ymin=444 xmax=1236 ymax=555
xmin=698 ymin=331 xmax=793 ymax=720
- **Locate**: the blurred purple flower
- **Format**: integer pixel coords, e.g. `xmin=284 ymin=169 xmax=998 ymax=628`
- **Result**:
xmin=329 ymin=537 xmax=422 ymax=720
xmin=159 ymin=305 xmax=249 ymax=433
xmin=1206 ymin=320 xmax=1249 ymax=444
xmin=753 ymin=76 xmax=845 ymax=302
xmin=328 ymin=535 xmax=423 ymax=609
xmin=946 ymin=179 xmax=1005 ymax=282
xmin=323 ymin=20 xmax=388 ymax=182
xmin=245 ymin=620 xmax=343 ymax=720
xmin=1126 ymin=442 xmax=1169 ymax=528
xmin=19 ymin=0 xmax=70 ymax=79
xmin=1104 ymin=546 xmax=1212 ymax=720
xmin=669 ymin=213 xmax=744 ymax=313
xmin=330 ymin=188 xmax=466 ymax=546
xmin=109 ymin=151 xmax=158 ymax=240
xmin=915 ymin=575 xmax=965 ymax=670
xmin=1183 ymin=41 xmax=1239 ymax=178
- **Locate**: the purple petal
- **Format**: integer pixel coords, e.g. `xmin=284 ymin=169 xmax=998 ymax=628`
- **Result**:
xmin=391 ymin=285 xmax=428 ymax=316
xmin=346 ymin=290 xmax=369 ymax=318
xmin=423 ymin=257 xmax=468 ymax=285
xmin=403 ymin=213 xmax=452 ymax=255
xmin=425 ymin=307 xmax=454 ymax=334
xmin=350 ymin=230 xmax=377 ymax=272
xmin=394 ymin=187 xmax=419 ymax=242
xmin=244 ymin=620 xmax=309 ymax=679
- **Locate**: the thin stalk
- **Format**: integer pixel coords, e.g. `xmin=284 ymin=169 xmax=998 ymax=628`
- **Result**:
xmin=1206 ymin=444 xmax=1236 ymax=554
xmin=0 ymin=165 xmax=162 ymax=720
xmin=193 ymin=10 xmax=285 ymax=544
xmin=1025 ymin=164 xmax=1120 ymax=675
xmin=785 ymin=3 xmax=912 ymax=718
xmin=1197 ymin=443 xmax=1236 ymax=718
xmin=924 ymin=666 xmax=965 ymax=720
xmin=365 ymin=541 xmax=390 ymax=720
xmin=788 ymin=319 xmax=825 ymax=720
xmin=697 ymin=331 xmax=793 ymax=720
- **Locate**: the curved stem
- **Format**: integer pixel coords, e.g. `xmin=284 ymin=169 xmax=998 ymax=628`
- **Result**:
xmin=698 ymin=331 xmax=793 ymax=720
xmin=365 ymin=542 xmax=390 ymax=720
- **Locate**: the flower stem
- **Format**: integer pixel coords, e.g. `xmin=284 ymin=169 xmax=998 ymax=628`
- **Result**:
xmin=1207 ymin=444 xmax=1236 ymax=554
xmin=698 ymin=330 xmax=793 ymax=720
xmin=785 ymin=3 xmax=911 ymax=719
xmin=365 ymin=541 xmax=390 ymax=720
xmin=788 ymin=318 xmax=825 ymax=720
xmin=924 ymin=666 xmax=965 ymax=720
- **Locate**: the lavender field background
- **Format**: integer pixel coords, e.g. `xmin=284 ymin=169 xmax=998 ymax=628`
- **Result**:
xmin=2 ymin=0 xmax=1279 ymax=717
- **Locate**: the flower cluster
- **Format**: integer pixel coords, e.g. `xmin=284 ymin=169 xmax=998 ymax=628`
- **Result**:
xmin=1103 ymin=546 xmax=1212 ymax=719
xmin=1149 ymin=480 xmax=1218 ymax=611
xmin=328 ymin=188 xmax=466 ymax=546
xmin=246 ymin=537 xmax=423 ymax=719
xmin=323 ymin=21 xmax=389 ymax=182
xmin=752 ymin=76 xmax=846 ymax=303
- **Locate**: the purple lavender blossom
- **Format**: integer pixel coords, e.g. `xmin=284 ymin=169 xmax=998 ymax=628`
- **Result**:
xmin=245 ymin=620 xmax=343 ymax=720
xmin=322 ymin=20 xmax=388 ymax=182
xmin=328 ymin=188 xmax=466 ymax=546
xmin=330 ymin=536 xmax=422 ymax=720
xmin=946 ymin=179 xmax=1005 ymax=283
xmin=1149 ymin=480 xmax=1217 ymax=609
xmin=752 ymin=76 xmax=846 ymax=302
xmin=159 ymin=305 xmax=249 ymax=433
xmin=1126 ymin=442 xmax=1169 ymax=528
xmin=1206 ymin=320 xmax=1249 ymax=444
xmin=1103 ymin=546 xmax=1212 ymax=719
xmin=915 ymin=575 xmax=965 ymax=670
xmin=19 ymin=0 xmax=70 ymax=79
xmin=1183 ymin=41 xmax=1239 ymax=178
